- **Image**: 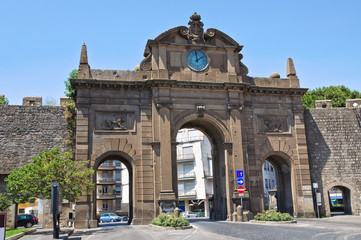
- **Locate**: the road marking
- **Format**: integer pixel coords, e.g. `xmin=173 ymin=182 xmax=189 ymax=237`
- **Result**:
xmin=182 ymin=225 xmax=198 ymax=240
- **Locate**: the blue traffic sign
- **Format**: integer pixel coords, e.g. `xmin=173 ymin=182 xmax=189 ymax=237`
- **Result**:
xmin=237 ymin=178 xmax=244 ymax=186
xmin=236 ymin=170 xmax=244 ymax=178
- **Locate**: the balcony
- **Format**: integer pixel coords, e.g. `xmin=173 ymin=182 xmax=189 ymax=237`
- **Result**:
xmin=204 ymin=171 xmax=213 ymax=179
xmin=97 ymin=177 xmax=116 ymax=184
xmin=177 ymin=136 xmax=203 ymax=143
xmin=177 ymin=154 xmax=195 ymax=163
xmin=97 ymin=192 xmax=118 ymax=200
xmin=178 ymin=171 xmax=196 ymax=180
xmin=97 ymin=208 xmax=122 ymax=213
xmin=179 ymin=190 xmax=197 ymax=199
xmin=98 ymin=161 xmax=122 ymax=170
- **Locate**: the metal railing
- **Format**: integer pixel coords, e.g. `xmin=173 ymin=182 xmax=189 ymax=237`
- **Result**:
xmin=97 ymin=177 xmax=116 ymax=182
xmin=99 ymin=161 xmax=122 ymax=167
xmin=177 ymin=172 xmax=196 ymax=179
xmin=97 ymin=208 xmax=122 ymax=213
xmin=177 ymin=154 xmax=195 ymax=161
xmin=204 ymin=171 xmax=213 ymax=178
xmin=176 ymin=136 xmax=203 ymax=143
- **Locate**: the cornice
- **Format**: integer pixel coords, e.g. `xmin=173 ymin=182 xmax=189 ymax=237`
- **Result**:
xmin=71 ymin=79 xmax=308 ymax=96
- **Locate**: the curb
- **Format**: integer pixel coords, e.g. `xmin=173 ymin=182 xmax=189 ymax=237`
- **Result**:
xmin=148 ymin=224 xmax=193 ymax=230
xmin=6 ymin=228 xmax=37 ymax=240
xmin=249 ymin=220 xmax=297 ymax=224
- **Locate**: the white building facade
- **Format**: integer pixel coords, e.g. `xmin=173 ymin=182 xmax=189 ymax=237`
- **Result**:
xmin=176 ymin=129 xmax=213 ymax=217
xmin=96 ymin=160 xmax=129 ymax=217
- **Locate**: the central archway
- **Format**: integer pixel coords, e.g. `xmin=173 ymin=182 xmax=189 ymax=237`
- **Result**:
xmin=172 ymin=114 xmax=230 ymax=220
xmin=93 ymin=151 xmax=134 ymax=225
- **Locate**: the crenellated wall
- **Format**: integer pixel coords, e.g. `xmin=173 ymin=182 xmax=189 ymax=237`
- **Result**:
xmin=305 ymin=103 xmax=361 ymax=216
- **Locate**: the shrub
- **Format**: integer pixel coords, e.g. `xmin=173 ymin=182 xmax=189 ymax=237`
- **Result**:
xmin=151 ymin=213 xmax=190 ymax=227
xmin=254 ymin=210 xmax=293 ymax=221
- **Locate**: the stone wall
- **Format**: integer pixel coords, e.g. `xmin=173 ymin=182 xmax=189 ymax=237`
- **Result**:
xmin=305 ymin=107 xmax=361 ymax=216
xmin=0 ymin=105 xmax=72 ymax=228
xmin=0 ymin=105 xmax=70 ymax=175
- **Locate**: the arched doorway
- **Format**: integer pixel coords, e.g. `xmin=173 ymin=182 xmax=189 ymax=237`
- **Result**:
xmin=176 ymin=128 xmax=213 ymax=218
xmin=328 ymin=186 xmax=352 ymax=215
xmin=173 ymin=117 xmax=229 ymax=220
xmin=262 ymin=160 xmax=277 ymax=210
xmin=93 ymin=153 xmax=133 ymax=224
xmin=263 ymin=154 xmax=294 ymax=215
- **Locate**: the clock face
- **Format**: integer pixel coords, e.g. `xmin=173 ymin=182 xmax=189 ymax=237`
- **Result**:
xmin=187 ymin=50 xmax=208 ymax=71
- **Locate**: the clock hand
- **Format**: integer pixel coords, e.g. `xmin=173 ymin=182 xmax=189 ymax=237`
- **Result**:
xmin=196 ymin=56 xmax=204 ymax=61
xmin=195 ymin=51 xmax=198 ymax=62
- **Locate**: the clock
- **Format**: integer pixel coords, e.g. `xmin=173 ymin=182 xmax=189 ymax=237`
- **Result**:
xmin=186 ymin=50 xmax=208 ymax=71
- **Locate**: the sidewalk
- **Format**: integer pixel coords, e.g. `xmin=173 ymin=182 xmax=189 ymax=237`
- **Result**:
xmin=19 ymin=228 xmax=74 ymax=240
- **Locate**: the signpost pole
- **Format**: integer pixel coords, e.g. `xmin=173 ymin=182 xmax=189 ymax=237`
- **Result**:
xmin=313 ymin=183 xmax=320 ymax=219
xmin=51 ymin=182 xmax=60 ymax=239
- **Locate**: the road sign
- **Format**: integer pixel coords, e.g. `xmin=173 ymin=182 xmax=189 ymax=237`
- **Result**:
xmin=237 ymin=186 xmax=245 ymax=194
xmin=236 ymin=170 xmax=244 ymax=178
xmin=237 ymin=178 xmax=244 ymax=186
xmin=239 ymin=193 xmax=244 ymax=197
xmin=313 ymin=183 xmax=318 ymax=189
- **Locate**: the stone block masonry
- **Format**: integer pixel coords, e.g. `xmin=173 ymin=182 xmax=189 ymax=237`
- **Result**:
xmin=0 ymin=105 xmax=70 ymax=175
xmin=305 ymin=107 xmax=361 ymax=216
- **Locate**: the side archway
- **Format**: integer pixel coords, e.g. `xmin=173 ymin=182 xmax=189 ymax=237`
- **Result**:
xmin=262 ymin=151 xmax=295 ymax=215
xmin=324 ymin=182 xmax=354 ymax=216
xmin=92 ymin=148 xmax=135 ymax=224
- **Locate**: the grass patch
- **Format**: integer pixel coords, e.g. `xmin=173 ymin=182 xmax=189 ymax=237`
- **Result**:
xmin=254 ymin=210 xmax=294 ymax=221
xmin=152 ymin=213 xmax=190 ymax=227
xmin=5 ymin=228 xmax=31 ymax=238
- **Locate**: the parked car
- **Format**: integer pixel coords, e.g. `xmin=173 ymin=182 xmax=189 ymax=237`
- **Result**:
xmin=17 ymin=214 xmax=38 ymax=228
xmin=99 ymin=213 xmax=122 ymax=223
xmin=193 ymin=209 xmax=205 ymax=217
xmin=182 ymin=211 xmax=198 ymax=218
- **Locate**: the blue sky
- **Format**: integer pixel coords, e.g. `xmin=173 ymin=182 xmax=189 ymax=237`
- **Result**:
xmin=1 ymin=0 xmax=360 ymax=105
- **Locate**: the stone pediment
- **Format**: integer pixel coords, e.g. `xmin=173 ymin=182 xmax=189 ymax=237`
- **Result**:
xmin=149 ymin=25 xmax=243 ymax=51
xmin=140 ymin=12 xmax=248 ymax=79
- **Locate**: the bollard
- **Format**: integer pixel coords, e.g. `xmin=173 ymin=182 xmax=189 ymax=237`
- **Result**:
xmin=237 ymin=205 xmax=243 ymax=222
xmin=173 ymin=207 xmax=181 ymax=217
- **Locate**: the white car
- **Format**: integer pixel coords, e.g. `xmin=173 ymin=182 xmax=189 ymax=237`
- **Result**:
xmin=182 ymin=211 xmax=198 ymax=218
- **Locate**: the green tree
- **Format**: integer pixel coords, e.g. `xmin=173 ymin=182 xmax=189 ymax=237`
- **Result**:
xmin=0 ymin=193 xmax=12 ymax=211
xmin=64 ymin=69 xmax=78 ymax=101
xmin=6 ymin=148 xmax=94 ymax=204
xmin=302 ymin=86 xmax=361 ymax=109
xmin=0 ymin=95 xmax=9 ymax=105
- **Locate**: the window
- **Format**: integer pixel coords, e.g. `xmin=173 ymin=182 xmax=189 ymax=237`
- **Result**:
xmin=103 ymin=185 xmax=108 ymax=193
xmin=115 ymin=171 xmax=121 ymax=180
xmin=115 ymin=184 xmax=121 ymax=193
xmin=102 ymin=201 xmax=108 ymax=210
xmin=116 ymin=199 xmax=121 ymax=209
xmin=265 ymin=179 xmax=269 ymax=189
xmin=270 ymin=166 xmax=274 ymax=172
xmin=19 ymin=209 xmax=25 ymax=214
xmin=183 ymin=146 xmax=193 ymax=155
xmin=271 ymin=180 xmax=275 ymax=189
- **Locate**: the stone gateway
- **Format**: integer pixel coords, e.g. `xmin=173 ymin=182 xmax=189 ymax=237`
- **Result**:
xmin=1 ymin=13 xmax=360 ymax=229
xmin=71 ymin=13 xmax=314 ymax=227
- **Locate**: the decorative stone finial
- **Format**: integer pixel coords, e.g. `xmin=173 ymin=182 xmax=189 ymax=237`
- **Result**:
xmin=287 ymin=58 xmax=296 ymax=77
xmin=190 ymin=12 xmax=201 ymax=21
xmin=80 ymin=43 xmax=88 ymax=64
xmin=186 ymin=12 xmax=205 ymax=43
xmin=270 ymin=72 xmax=280 ymax=78
xmin=78 ymin=43 xmax=92 ymax=79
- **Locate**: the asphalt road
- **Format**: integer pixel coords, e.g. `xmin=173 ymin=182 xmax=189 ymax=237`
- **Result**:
xmin=66 ymin=215 xmax=361 ymax=240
